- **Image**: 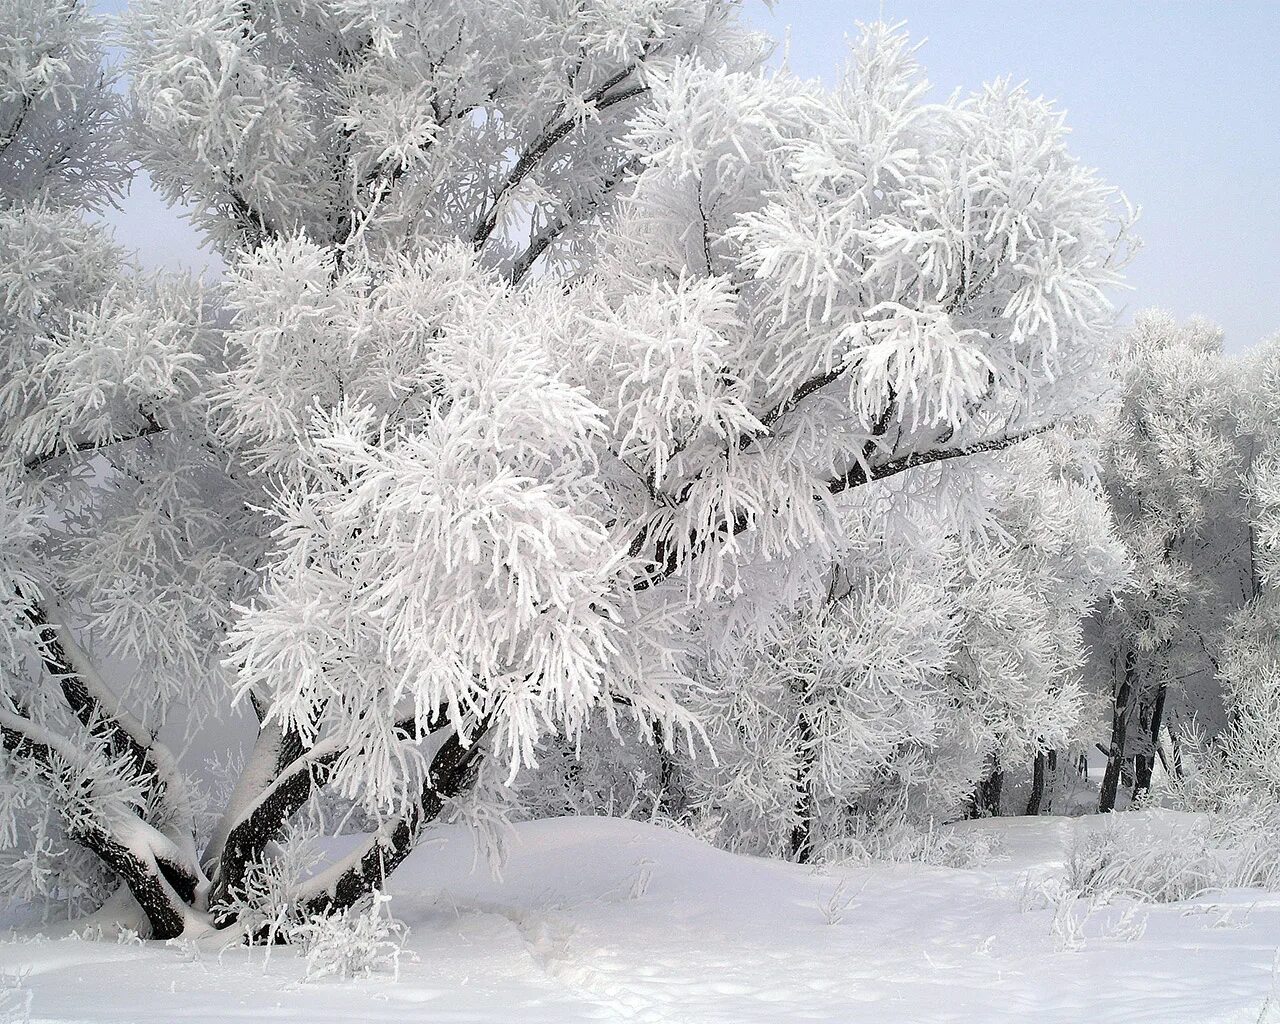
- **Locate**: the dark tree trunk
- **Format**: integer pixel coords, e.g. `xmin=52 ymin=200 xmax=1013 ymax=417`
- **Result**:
xmin=971 ymin=755 xmax=1003 ymax=818
xmin=651 ymin=721 xmax=685 ymax=818
xmin=789 ymin=707 xmax=816 ymax=863
xmin=1099 ymin=648 xmax=1137 ymax=812
xmin=1168 ymin=725 xmax=1184 ymax=778
xmin=1025 ymin=750 xmax=1048 ymax=816
xmin=299 ymin=727 xmax=485 ymax=920
xmin=73 ymin=825 xmax=190 ymax=939
xmin=0 ymin=709 xmax=192 ymax=939
xmin=1133 ymin=681 xmax=1169 ymax=797
xmin=209 ymin=748 xmax=339 ymax=921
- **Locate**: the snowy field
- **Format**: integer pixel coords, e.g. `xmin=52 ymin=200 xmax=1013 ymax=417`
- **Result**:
xmin=4 ymin=812 xmax=1279 ymax=1024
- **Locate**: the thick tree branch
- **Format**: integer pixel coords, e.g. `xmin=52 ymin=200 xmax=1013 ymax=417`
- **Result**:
xmin=632 ymin=420 xmax=1053 ymax=592
xmin=22 ymin=411 xmax=165 ymax=472
xmin=296 ymin=726 xmax=486 ymax=919
xmin=0 ymin=706 xmax=194 ymax=937
xmin=473 ymin=74 xmax=649 ymax=249
xmin=740 ymin=366 xmax=850 ymax=453
xmin=208 ymin=712 xmax=440 ymax=920
xmin=22 ymin=600 xmax=200 ymax=866
xmin=74 ymin=824 xmax=192 ymax=938
xmin=824 ymin=422 xmax=1056 ymax=497
xmin=507 ymin=155 xmax=643 ymax=285
xmin=208 ymin=740 xmax=340 ymax=919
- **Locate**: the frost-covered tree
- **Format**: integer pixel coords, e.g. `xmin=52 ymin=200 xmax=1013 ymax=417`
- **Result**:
xmin=1183 ymin=333 xmax=1280 ymax=808
xmin=521 ymin=25 xmax=1133 ymax=852
xmin=521 ymin=439 xmax=1128 ymax=856
xmin=5 ymin=0 xmax=759 ymax=940
xmin=0 ymin=0 xmax=217 ymax=932
xmin=1089 ymin=312 xmax=1250 ymax=812
xmin=3 ymin=6 xmax=1133 ymax=939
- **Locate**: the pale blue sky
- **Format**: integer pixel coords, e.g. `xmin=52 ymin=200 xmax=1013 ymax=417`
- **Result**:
xmin=103 ymin=1 xmax=1279 ymax=352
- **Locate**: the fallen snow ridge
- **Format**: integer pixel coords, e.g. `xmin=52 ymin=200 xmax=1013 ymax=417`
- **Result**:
xmin=4 ymin=812 xmax=1279 ymax=1023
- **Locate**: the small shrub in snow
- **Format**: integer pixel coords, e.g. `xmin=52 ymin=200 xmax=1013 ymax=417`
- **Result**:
xmin=293 ymin=891 xmax=408 ymax=983
xmin=1066 ymin=822 xmax=1218 ymax=903
xmin=1049 ymin=887 xmax=1088 ymax=952
xmin=817 ymin=878 xmax=862 ymax=926
xmin=1104 ymin=902 xmax=1149 ymax=943
xmin=1062 ymin=812 xmax=1280 ymax=906
xmin=220 ymin=826 xmax=325 ymax=947
xmin=0 ymin=969 xmax=31 ymax=1024
xmin=827 ymin=818 xmax=1004 ymax=870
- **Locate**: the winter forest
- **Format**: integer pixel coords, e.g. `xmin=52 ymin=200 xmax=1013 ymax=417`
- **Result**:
xmin=1 ymin=1 xmax=1278 ymax=1021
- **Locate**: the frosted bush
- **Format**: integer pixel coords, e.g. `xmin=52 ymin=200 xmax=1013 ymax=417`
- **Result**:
xmin=824 ymin=816 xmax=1004 ymax=870
xmin=0 ymin=969 xmax=31 ymax=1024
xmin=218 ymin=825 xmax=324 ymax=944
xmin=1064 ymin=812 xmax=1280 ymax=904
xmin=293 ymin=891 xmax=408 ymax=983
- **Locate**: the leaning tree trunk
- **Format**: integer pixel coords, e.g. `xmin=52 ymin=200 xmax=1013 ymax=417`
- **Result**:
xmin=297 ymin=727 xmax=485 ymax=918
xmin=1133 ymin=681 xmax=1169 ymax=798
xmin=1099 ymin=647 xmax=1138 ymax=813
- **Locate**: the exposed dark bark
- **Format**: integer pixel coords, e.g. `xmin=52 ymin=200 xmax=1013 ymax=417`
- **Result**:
xmin=971 ymin=756 xmax=1003 ymax=818
xmin=651 ymin=721 xmax=684 ymax=818
xmin=1167 ymin=726 xmax=1184 ymax=778
xmin=507 ymin=156 xmax=642 ymax=286
xmin=209 ymin=712 xmax=438 ymax=920
xmin=788 ymin=706 xmax=816 ymax=863
xmin=209 ymin=747 xmax=341 ymax=920
xmin=473 ymin=68 xmax=650 ymax=249
xmin=73 ymin=824 xmax=190 ymax=939
xmin=631 ymin=421 xmax=1052 ymax=594
xmin=1099 ymin=647 xmax=1137 ymax=812
xmin=24 ymin=603 xmax=161 ymax=788
xmin=10 ymin=599 xmax=204 ymax=911
xmin=825 ymin=423 xmax=1056 ymax=498
xmin=22 ymin=603 xmax=202 ymax=889
xmin=299 ymin=727 xmax=485 ymax=919
xmin=1133 ymin=681 xmax=1169 ymax=797
xmin=22 ymin=410 xmax=165 ymax=473
xmin=1025 ymin=750 xmax=1048 ymax=816
xmin=0 ymin=709 xmax=190 ymax=938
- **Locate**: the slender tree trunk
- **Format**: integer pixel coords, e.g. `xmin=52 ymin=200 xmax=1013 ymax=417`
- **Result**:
xmin=789 ymin=706 xmax=816 ymax=863
xmin=1133 ymin=681 xmax=1169 ymax=797
xmin=1025 ymin=750 xmax=1048 ymax=816
xmin=651 ymin=721 xmax=684 ymax=818
xmin=971 ymin=755 xmax=1003 ymax=818
xmin=1168 ymin=726 xmax=1184 ymax=778
xmin=1046 ymin=750 xmax=1058 ymax=812
xmin=1099 ymin=647 xmax=1137 ymax=812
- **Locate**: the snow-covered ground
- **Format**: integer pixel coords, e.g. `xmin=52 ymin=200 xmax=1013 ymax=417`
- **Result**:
xmin=4 ymin=813 xmax=1279 ymax=1023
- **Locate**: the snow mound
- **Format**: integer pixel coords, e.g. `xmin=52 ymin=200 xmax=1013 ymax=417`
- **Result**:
xmin=3 ymin=812 xmax=1280 ymax=1023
